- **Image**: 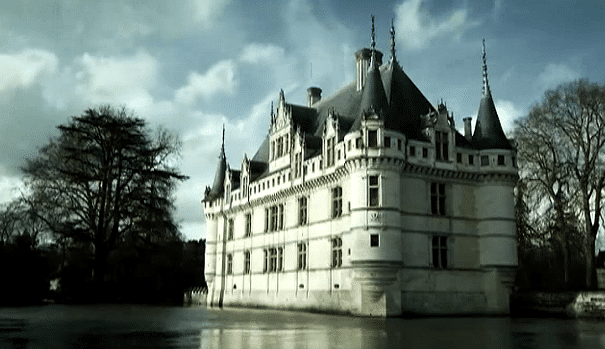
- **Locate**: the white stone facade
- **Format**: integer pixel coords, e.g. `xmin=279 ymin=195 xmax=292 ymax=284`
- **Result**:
xmin=202 ymin=36 xmax=518 ymax=317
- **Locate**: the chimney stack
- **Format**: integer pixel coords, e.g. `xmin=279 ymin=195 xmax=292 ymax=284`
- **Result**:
xmin=463 ymin=117 xmax=472 ymax=141
xmin=307 ymin=87 xmax=322 ymax=107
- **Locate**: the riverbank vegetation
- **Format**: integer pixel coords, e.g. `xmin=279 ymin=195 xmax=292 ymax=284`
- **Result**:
xmin=0 ymin=106 xmax=206 ymax=305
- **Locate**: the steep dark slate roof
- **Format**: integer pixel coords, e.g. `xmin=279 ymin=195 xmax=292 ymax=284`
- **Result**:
xmin=252 ymin=135 xmax=269 ymax=162
xmin=383 ymin=60 xmax=436 ymax=140
xmin=205 ymin=150 xmax=227 ymax=201
xmin=290 ymin=105 xmax=318 ymax=134
xmin=472 ymin=90 xmax=511 ymax=149
xmin=230 ymin=169 xmax=241 ymax=190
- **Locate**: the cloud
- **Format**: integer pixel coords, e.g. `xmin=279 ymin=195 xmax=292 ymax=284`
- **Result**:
xmin=495 ymin=99 xmax=524 ymax=133
xmin=394 ymin=0 xmax=479 ymax=50
xmin=188 ymin=0 xmax=233 ymax=28
xmin=538 ymin=62 xmax=581 ymax=90
xmin=0 ymin=49 xmax=58 ymax=93
xmin=0 ymin=172 xmax=22 ymax=204
xmin=72 ymin=50 xmax=158 ymax=111
xmin=283 ymin=0 xmax=353 ymax=93
xmin=175 ymin=60 xmax=237 ymax=106
xmin=240 ymin=43 xmax=286 ymax=64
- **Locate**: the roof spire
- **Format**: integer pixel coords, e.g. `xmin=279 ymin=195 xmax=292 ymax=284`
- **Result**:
xmin=220 ymin=123 xmax=225 ymax=156
xmin=390 ymin=18 xmax=397 ymax=63
xmin=370 ymin=15 xmax=378 ymax=68
xmin=482 ymin=38 xmax=490 ymax=96
xmin=371 ymin=15 xmax=376 ymax=51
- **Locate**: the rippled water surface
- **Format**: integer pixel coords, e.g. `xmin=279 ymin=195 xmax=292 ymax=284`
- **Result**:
xmin=1 ymin=305 xmax=605 ymax=348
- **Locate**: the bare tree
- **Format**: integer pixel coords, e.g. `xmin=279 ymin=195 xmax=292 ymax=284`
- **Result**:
xmin=514 ymin=79 xmax=605 ymax=288
xmin=21 ymin=106 xmax=188 ymax=284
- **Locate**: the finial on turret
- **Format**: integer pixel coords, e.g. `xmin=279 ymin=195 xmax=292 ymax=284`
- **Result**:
xmin=390 ymin=18 xmax=397 ymax=63
xmin=371 ymin=15 xmax=376 ymax=51
xmin=482 ymin=38 xmax=490 ymax=96
xmin=370 ymin=15 xmax=378 ymax=68
xmin=220 ymin=124 xmax=225 ymax=156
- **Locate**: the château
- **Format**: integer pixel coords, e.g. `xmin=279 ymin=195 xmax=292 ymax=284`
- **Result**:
xmin=202 ymin=20 xmax=517 ymax=317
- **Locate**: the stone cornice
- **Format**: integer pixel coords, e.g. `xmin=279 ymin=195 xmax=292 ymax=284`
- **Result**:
xmin=223 ymin=166 xmax=349 ymax=215
xmin=216 ymin=154 xmax=518 ymax=216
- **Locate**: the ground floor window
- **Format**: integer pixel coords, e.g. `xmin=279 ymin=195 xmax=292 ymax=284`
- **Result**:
xmin=226 ymin=254 xmax=233 ymax=274
xmin=332 ymin=237 xmax=342 ymax=268
xmin=244 ymin=250 xmax=251 ymax=274
xmin=297 ymin=242 xmax=307 ymax=270
xmin=264 ymin=247 xmax=283 ymax=273
xmin=432 ymin=236 xmax=448 ymax=268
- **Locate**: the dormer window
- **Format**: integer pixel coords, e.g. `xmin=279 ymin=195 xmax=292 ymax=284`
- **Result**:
xmin=435 ymin=131 xmax=449 ymax=161
xmin=277 ymin=137 xmax=283 ymax=157
xmin=326 ymin=136 xmax=335 ymax=167
xmin=368 ymin=130 xmax=377 ymax=148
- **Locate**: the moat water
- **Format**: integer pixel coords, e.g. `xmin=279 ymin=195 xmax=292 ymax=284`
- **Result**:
xmin=1 ymin=304 xmax=605 ymax=348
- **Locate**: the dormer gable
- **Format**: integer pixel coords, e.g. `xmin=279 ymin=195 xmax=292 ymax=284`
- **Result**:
xmin=291 ymin=127 xmax=305 ymax=179
xmin=323 ymin=110 xmax=339 ymax=168
xmin=241 ymin=154 xmax=250 ymax=199
xmin=421 ymin=101 xmax=455 ymax=162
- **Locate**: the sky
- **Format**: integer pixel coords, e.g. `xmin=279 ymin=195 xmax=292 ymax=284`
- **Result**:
xmin=0 ymin=0 xmax=604 ymax=241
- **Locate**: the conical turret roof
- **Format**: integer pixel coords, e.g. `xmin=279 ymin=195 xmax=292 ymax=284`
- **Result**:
xmin=204 ymin=127 xmax=227 ymax=201
xmin=359 ymin=52 xmax=388 ymax=117
xmin=472 ymin=40 xmax=512 ymax=150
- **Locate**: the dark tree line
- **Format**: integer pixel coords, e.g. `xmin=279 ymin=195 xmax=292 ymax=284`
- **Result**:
xmin=515 ymin=79 xmax=605 ymax=290
xmin=0 ymin=106 xmax=206 ymax=304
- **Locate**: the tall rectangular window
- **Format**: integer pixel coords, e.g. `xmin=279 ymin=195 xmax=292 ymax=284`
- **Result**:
xmin=270 ymin=205 xmax=278 ymax=231
xmin=294 ymin=152 xmax=302 ymax=178
xmin=264 ymin=208 xmax=269 ymax=232
xmin=244 ymin=250 xmax=251 ymax=274
xmin=498 ymin=154 xmax=505 ymax=166
xmin=226 ymin=254 xmax=233 ymax=274
xmin=409 ymin=146 xmax=416 ymax=157
xmin=277 ymin=247 xmax=283 ymax=272
xmin=432 ymin=236 xmax=448 ymax=268
xmin=326 ymin=136 xmax=335 ymax=167
xmin=332 ymin=237 xmax=342 ymax=268
xmin=332 ymin=186 xmax=343 ymax=218
xmin=263 ymin=249 xmax=268 ymax=273
xmin=435 ymin=131 xmax=449 ymax=161
xmin=368 ymin=130 xmax=377 ymax=148
xmin=297 ymin=242 xmax=307 ymax=270
xmin=227 ymin=218 xmax=234 ymax=240
xmin=276 ymin=137 xmax=283 ymax=158
xmin=481 ymin=155 xmax=489 ymax=166
xmin=384 ymin=136 xmax=391 ymax=148
xmin=298 ymin=196 xmax=308 ymax=225
xmin=430 ymin=183 xmax=446 ymax=216
xmin=245 ymin=213 xmax=252 ymax=237
xmin=269 ymin=248 xmax=277 ymax=272
xmin=368 ymin=175 xmax=379 ymax=207
xmin=468 ymin=155 xmax=474 ymax=165
xmin=278 ymin=204 xmax=284 ymax=230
